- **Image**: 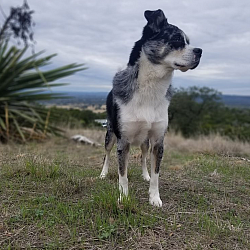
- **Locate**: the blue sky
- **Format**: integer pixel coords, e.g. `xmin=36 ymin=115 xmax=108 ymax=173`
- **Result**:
xmin=1 ymin=0 xmax=250 ymax=95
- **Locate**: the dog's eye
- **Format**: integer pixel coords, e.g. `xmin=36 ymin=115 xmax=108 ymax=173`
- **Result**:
xmin=171 ymin=34 xmax=184 ymax=43
xmin=170 ymin=41 xmax=185 ymax=49
xmin=170 ymin=34 xmax=185 ymax=49
xmin=171 ymin=40 xmax=184 ymax=44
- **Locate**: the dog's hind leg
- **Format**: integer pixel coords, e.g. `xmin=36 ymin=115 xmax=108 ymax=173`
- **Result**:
xmin=141 ymin=139 xmax=150 ymax=181
xmin=100 ymin=127 xmax=116 ymax=179
xmin=149 ymin=137 xmax=164 ymax=207
xmin=117 ymin=138 xmax=130 ymax=198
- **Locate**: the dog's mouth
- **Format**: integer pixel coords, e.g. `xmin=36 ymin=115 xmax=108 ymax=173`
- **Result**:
xmin=174 ymin=52 xmax=202 ymax=71
xmin=190 ymin=54 xmax=201 ymax=70
xmin=174 ymin=63 xmax=186 ymax=68
xmin=190 ymin=62 xmax=200 ymax=70
xmin=174 ymin=59 xmax=200 ymax=71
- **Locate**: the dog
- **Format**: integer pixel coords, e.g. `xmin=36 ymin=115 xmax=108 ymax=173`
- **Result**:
xmin=100 ymin=9 xmax=202 ymax=207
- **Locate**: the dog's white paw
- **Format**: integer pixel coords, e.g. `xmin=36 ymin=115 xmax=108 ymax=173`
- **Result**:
xmin=142 ymin=173 xmax=150 ymax=182
xmin=100 ymin=172 xmax=107 ymax=179
xmin=149 ymin=195 xmax=162 ymax=207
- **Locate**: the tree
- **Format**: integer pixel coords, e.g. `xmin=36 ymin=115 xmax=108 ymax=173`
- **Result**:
xmin=169 ymin=86 xmax=223 ymax=137
xmin=0 ymin=0 xmax=35 ymax=45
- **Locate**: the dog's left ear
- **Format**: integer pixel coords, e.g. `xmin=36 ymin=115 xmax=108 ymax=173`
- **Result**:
xmin=144 ymin=9 xmax=167 ymax=33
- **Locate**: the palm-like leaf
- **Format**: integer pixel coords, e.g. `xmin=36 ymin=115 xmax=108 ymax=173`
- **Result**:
xmin=0 ymin=42 xmax=86 ymax=142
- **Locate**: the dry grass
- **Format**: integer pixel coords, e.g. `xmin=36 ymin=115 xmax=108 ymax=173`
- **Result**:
xmin=1 ymin=129 xmax=250 ymax=249
xmin=65 ymin=128 xmax=250 ymax=157
xmin=166 ymin=132 xmax=250 ymax=157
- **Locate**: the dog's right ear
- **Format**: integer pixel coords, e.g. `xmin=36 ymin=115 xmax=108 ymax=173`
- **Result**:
xmin=144 ymin=9 xmax=167 ymax=33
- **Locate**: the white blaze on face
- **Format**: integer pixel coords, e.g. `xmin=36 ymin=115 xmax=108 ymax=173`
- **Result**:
xmin=183 ymin=32 xmax=190 ymax=45
xmin=163 ymin=45 xmax=195 ymax=71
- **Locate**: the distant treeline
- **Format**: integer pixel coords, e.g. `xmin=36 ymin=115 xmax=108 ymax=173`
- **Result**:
xmin=169 ymin=87 xmax=250 ymax=141
xmin=50 ymin=107 xmax=106 ymax=128
xmin=49 ymin=87 xmax=250 ymax=141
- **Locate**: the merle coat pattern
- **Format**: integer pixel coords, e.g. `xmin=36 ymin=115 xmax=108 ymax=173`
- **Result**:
xmin=100 ymin=9 xmax=202 ymax=207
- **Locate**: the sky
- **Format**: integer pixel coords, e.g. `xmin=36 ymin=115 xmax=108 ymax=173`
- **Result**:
xmin=1 ymin=0 xmax=250 ymax=96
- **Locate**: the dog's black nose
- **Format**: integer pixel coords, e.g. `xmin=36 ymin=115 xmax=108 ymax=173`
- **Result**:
xmin=193 ymin=48 xmax=202 ymax=56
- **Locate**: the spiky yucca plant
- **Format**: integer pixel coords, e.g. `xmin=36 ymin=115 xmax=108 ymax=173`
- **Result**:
xmin=0 ymin=42 xmax=86 ymax=142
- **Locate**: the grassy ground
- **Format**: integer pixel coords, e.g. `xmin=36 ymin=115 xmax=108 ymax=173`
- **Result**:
xmin=0 ymin=129 xmax=250 ymax=249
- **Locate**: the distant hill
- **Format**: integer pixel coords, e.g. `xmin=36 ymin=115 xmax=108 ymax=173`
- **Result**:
xmin=66 ymin=92 xmax=108 ymax=105
xmin=222 ymin=95 xmax=250 ymax=108
xmin=43 ymin=92 xmax=108 ymax=106
xmin=42 ymin=92 xmax=250 ymax=108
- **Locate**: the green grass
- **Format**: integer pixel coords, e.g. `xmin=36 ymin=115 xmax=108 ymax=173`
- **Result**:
xmin=0 ymin=136 xmax=250 ymax=249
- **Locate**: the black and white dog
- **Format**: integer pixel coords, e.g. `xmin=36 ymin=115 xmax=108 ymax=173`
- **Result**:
xmin=100 ymin=9 xmax=202 ymax=207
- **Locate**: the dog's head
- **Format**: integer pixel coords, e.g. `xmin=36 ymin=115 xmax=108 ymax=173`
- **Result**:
xmin=139 ymin=9 xmax=202 ymax=72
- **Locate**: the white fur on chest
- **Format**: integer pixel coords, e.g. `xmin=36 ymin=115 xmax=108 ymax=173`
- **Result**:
xmin=119 ymin=52 xmax=173 ymax=145
xmin=120 ymin=88 xmax=169 ymax=123
xmin=120 ymin=88 xmax=169 ymax=145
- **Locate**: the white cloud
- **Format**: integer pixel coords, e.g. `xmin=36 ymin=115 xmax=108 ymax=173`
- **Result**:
xmin=1 ymin=0 xmax=250 ymax=95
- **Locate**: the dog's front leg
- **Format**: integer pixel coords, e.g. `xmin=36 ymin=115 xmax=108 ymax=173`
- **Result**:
xmin=141 ymin=139 xmax=150 ymax=181
xmin=100 ymin=128 xmax=116 ymax=179
xmin=149 ymin=137 xmax=164 ymax=207
xmin=117 ymin=138 xmax=130 ymax=198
